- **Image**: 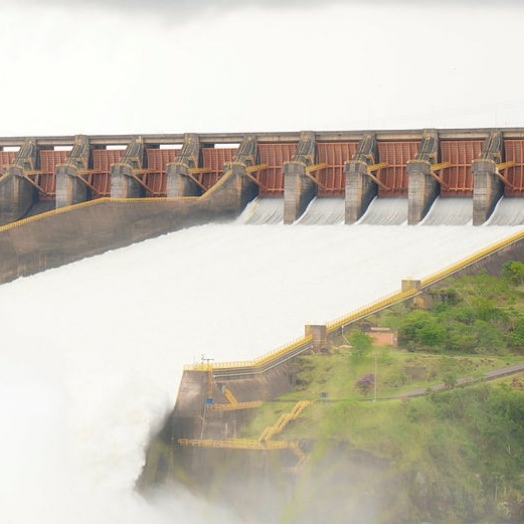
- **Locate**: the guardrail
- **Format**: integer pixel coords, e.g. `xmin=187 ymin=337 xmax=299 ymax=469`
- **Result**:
xmin=259 ymin=400 xmax=311 ymax=442
xmin=186 ymin=228 xmax=524 ymax=375
xmin=185 ymin=335 xmax=314 ymax=374
xmin=178 ymin=438 xmax=296 ymax=450
xmin=420 ymin=228 xmax=524 ymax=287
xmin=325 ymin=288 xmax=417 ymax=332
xmin=0 ymin=195 xmax=199 ymax=233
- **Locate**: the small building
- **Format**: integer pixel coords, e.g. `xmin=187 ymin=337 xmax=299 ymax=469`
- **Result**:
xmin=368 ymin=327 xmax=397 ymax=347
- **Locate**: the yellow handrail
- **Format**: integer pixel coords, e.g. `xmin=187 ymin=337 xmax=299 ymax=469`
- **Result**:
xmin=185 ymin=228 xmax=524 ymax=374
xmin=0 ymin=195 xmax=199 ymax=233
xmin=184 ymin=335 xmax=313 ymax=371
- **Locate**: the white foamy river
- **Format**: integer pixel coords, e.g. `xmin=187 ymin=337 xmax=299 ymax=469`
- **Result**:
xmin=0 ymin=219 xmax=522 ymax=523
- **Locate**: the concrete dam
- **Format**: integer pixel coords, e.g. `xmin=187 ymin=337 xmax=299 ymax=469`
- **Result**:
xmin=2 ymin=127 xmax=524 ymax=284
xmin=2 ymin=127 xmax=524 ymax=522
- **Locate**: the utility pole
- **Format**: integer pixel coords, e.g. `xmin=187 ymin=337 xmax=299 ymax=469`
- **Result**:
xmin=201 ymin=354 xmax=214 ymax=405
xmin=373 ymin=354 xmax=377 ymax=402
xmin=200 ymin=354 xmax=214 ymax=440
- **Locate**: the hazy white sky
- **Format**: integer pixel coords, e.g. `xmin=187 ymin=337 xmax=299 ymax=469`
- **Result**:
xmin=0 ymin=1 xmax=523 ymax=136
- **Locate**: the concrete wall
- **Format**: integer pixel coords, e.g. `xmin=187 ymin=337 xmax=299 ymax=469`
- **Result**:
xmin=407 ymin=161 xmax=439 ymax=225
xmin=283 ymin=162 xmax=317 ymax=224
xmin=56 ymin=165 xmax=89 ymax=208
xmin=0 ymin=166 xmax=257 ymax=285
xmin=0 ymin=169 xmax=35 ymax=225
xmin=345 ymin=161 xmax=377 ymax=224
xmin=472 ymin=159 xmax=504 ymax=226
xmin=170 ymin=360 xmax=299 ymax=444
xmin=111 ymin=164 xmax=145 ymax=199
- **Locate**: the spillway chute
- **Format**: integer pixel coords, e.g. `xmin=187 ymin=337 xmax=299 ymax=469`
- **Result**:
xmin=236 ymin=198 xmax=283 ymax=225
xmin=486 ymin=197 xmax=524 ymax=226
xmin=357 ymin=197 xmax=408 ymax=226
xmin=420 ymin=197 xmax=473 ymax=226
xmin=295 ymin=197 xmax=345 ymax=225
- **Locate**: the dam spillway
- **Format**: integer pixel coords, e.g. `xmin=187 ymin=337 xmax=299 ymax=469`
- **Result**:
xmin=1 ymin=127 xmax=524 ymax=231
xmin=3 ymin=127 xmax=524 ymax=522
xmin=1 ymin=127 xmax=524 ymax=287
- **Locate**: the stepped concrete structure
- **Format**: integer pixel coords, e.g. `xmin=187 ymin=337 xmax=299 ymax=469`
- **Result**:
xmin=0 ymin=127 xmax=523 ymax=285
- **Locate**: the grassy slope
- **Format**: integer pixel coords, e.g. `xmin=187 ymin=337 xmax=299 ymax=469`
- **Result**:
xmin=238 ymin=270 xmax=524 ymax=523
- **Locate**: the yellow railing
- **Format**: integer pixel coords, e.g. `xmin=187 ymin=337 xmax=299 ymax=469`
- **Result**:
xmin=184 ymin=335 xmax=313 ymax=371
xmin=222 ymin=386 xmax=238 ymax=404
xmin=420 ymin=228 xmax=524 ymax=287
xmin=178 ymin=438 xmax=295 ymax=450
xmin=211 ymin=401 xmax=263 ymax=411
xmin=259 ymin=400 xmax=311 ymax=442
xmin=185 ymin=228 xmax=524 ymax=374
xmin=0 ymin=195 xmax=199 ymax=233
xmin=325 ymin=288 xmax=417 ymax=332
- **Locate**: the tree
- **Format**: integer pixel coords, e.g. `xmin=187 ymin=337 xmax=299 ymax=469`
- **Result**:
xmin=348 ymin=331 xmax=373 ymax=357
xmin=502 ymin=261 xmax=524 ymax=286
xmin=399 ymin=310 xmax=447 ymax=350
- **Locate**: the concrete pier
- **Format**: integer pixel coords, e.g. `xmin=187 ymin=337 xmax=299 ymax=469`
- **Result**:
xmin=0 ymin=139 xmax=38 ymax=224
xmin=55 ymin=135 xmax=92 ymax=208
xmin=222 ymin=134 xmax=260 ymax=210
xmin=407 ymin=130 xmax=440 ymax=225
xmin=283 ymin=131 xmax=317 ymax=224
xmin=110 ymin=137 xmax=145 ymax=198
xmin=345 ymin=134 xmax=378 ymax=224
xmin=166 ymin=134 xmax=202 ymax=197
xmin=472 ymin=131 xmax=504 ymax=225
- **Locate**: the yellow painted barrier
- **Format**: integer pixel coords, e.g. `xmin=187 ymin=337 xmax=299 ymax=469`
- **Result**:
xmin=0 ymin=195 xmax=199 ymax=233
xmin=420 ymin=229 xmax=524 ymax=287
xmin=178 ymin=438 xmax=294 ymax=450
xmin=211 ymin=401 xmax=263 ymax=411
xmin=325 ymin=288 xmax=417 ymax=332
xmin=185 ymin=228 xmax=524 ymax=375
xmin=184 ymin=335 xmax=313 ymax=371
xmin=259 ymin=400 xmax=311 ymax=442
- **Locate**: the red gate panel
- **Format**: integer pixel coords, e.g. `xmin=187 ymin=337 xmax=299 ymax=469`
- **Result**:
xmin=439 ymin=140 xmax=483 ymax=196
xmin=503 ymin=140 xmax=524 ymax=196
xmin=258 ymin=143 xmax=297 ymax=197
xmin=145 ymin=148 xmax=179 ymax=197
xmin=317 ymin=142 xmax=358 ymax=197
xmin=38 ymin=150 xmax=70 ymax=199
xmin=0 ymin=151 xmax=16 ymax=171
xmin=91 ymin=149 xmax=124 ymax=197
xmin=201 ymin=147 xmax=237 ymax=191
xmin=377 ymin=141 xmax=419 ymax=196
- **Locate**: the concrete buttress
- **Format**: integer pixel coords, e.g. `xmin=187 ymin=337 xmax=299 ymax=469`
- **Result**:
xmin=166 ymin=134 xmax=202 ymax=197
xmin=110 ymin=137 xmax=146 ymax=198
xmin=472 ymin=130 xmax=504 ymax=225
xmin=0 ymin=139 xmax=38 ymax=224
xmin=283 ymin=131 xmax=317 ymax=224
xmin=345 ymin=134 xmax=378 ymax=224
xmin=407 ymin=130 xmax=440 ymax=225
xmin=55 ymin=135 xmax=91 ymax=208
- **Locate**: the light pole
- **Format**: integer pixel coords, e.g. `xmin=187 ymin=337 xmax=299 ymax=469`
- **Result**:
xmin=201 ymin=354 xmax=214 ymax=404
xmin=373 ymin=354 xmax=377 ymax=402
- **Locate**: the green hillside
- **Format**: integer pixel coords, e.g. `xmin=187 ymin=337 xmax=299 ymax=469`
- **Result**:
xmin=238 ymin=263 xmax=524 ymax=523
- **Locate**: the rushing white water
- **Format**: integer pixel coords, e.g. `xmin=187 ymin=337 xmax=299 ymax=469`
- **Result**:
xmin=0 ymin=218 xmax=523 ymax=523
xmin=296 ymin=197 xmax=345 ymax=225
xmin=357 ymin=197 xmax=408 ymax=225
xmin=236 ymin=197 xmax=283 ymax=224
xmin=421 ymin=197 xmax=473 ymax=226
xmin=487 ymin=196 xmax=524 ymax=226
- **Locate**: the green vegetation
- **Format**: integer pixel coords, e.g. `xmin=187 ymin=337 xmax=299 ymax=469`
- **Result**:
xmin=240 ymin=263 xmax=524 ymax=523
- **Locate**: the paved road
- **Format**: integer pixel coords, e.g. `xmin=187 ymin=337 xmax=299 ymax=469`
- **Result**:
xmin=383 ymin=361 xmax=524 ymax=400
